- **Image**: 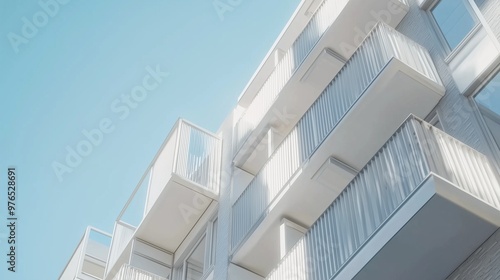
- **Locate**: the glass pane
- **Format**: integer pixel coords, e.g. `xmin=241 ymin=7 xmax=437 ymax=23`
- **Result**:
xmin=476 ymin=72 xmax=500 ymax=113
xmin=475 ymin=72 xmax=500 ymax=149
xmin=431 ymin=0 xmax=477 ymax=50
xmin=186 ymin=236 xmax=207 ymax=280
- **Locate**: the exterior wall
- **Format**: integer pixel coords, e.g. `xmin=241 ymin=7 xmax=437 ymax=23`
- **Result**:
xmin=213 ymin=112 xmax=236 ymax=280
xmin=446 ymin=229 xmax=500 ymax=280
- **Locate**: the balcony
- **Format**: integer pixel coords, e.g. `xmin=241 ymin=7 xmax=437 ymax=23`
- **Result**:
xmin=59 ymin=227 xmax=111 ymax=280
xmin=266 ymin=116 xmax=500 ymax=280
xmin=105 ymin=119 xmax=222 ymax=279
xmin=231 ymin=23 xmax=445 ymax=275
xmin=232 ymin=0 xmax=410 ymax=173
xmin=112 ymin=264 xmax=167 ymax=280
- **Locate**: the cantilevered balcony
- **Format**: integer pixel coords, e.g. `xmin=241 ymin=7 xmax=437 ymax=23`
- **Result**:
xmin=59 ymin=227 xmax=111 ymax=280
xmin=112 ymin=264 xmax=167 ymax=280
xmin=232 ymin=0 xmax=410 ymax=173
xmin=266 ymin=116 xmax=500 ymax=280
xmin=105 ymin=119 xmax=221 ymax=279
xmin=231 ymin=23 xmax=445 ymax=276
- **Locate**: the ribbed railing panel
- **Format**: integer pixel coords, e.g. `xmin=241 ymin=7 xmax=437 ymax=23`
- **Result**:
xmin=107 ymin=222 xmax=135 ymax=275
xmin=231 ymin=23 xmax=441 ymax=250
xmin=112 ymin=264 xmax=167 ymax=280
xmin=174 ymin=121 xmax=222 ymax=193
xmin=419 ymin=123 xmax=500 ymax=209
xmin=265 ymin=117 xmax=500 ymax=280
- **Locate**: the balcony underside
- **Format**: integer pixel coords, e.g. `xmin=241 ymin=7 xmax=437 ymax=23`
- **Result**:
xmin=136 ymin=174 xmax=217 ymax=253
xmin=234 ymin=0 xmax=409 ymax=173
xmin=232 ymin=58 xmax=445 ymax=276
xmin=346 ymin=175 xmax=500 ymax=280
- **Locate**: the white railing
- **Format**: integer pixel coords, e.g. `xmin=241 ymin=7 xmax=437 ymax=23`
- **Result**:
xmin=106 ymin=119 xmax=221 ymax=276
xmin=266 ymin=117 xmax=500 ymax=280
xmin=112 ymin=264 xmax=167 ymax=280
xmin=231 ymin=23 xmax=442 ymax=250
xmin=174 ymin=121 xmax=222 ymax=193
xmin=232 ymin=0 xmax=410 ymax=155
xmin=60 ymin=227 xmax=111 ymax=280
xmin=106 ymin=222 xmax=136 ymax=275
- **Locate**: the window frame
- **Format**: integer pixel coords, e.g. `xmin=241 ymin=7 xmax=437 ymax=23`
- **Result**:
xmin=180 ymin=217 xmax=218 ymax=280
xmin=427 ymin=0 xmax=481 ymax=59
xmin=470 ymin=65 xmax=500 ymax=167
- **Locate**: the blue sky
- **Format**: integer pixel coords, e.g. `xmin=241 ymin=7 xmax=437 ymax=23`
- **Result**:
xmin=0 ymin=0 xmax=300 ymax=279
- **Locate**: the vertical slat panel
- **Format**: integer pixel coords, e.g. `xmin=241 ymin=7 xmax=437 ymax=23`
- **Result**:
xmin=173 ymin=122 xmax=222 ymax=193
xmin=113 ymin=263 xmax=168 ymax=280
xmin=424 ymin=125 xmax=500 ymax=209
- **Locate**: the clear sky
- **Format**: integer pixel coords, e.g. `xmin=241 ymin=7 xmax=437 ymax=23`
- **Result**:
xmin=0 ymin=1 xmax=300 ymax=279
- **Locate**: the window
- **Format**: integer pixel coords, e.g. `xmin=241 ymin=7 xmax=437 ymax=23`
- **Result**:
xmin=177 ymin=218 xmax=218 ymax=280
xmin=430 ymin=0 xmax=478 ymax=50
xmin=186 ymin=236 xmax=207 ymax=280
xmin=474 ymin=71 xmax=500 ymax=149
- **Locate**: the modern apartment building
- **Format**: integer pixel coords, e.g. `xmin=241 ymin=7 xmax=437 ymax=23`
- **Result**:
xmin=60 ymin=0 xmax=500 ymax=279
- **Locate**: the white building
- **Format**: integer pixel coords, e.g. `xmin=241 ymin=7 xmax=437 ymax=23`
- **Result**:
xmin=60 ymin=0 xmax=500 ymax=279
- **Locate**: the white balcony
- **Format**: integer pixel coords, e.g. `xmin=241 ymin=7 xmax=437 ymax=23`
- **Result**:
xmin=105 ymin=120 xmax=222 ymax=279
xmin=231 ymin=23 xmax=445 ymax=276
xmin=266 ymin=116 xmax=500 ymax=280
xmin=233 ymin=0 xmax=410 ymax=174
xmin=59 ymin=227 xmax=111 ymax=280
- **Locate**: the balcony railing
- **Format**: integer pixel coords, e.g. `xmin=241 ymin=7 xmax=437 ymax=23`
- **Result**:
xmin=232 ymin=0 xmax=409 ymax=155
xmin=265 ymin=116 xmax=500 ymax=280
xmin=59 ymin=227 xmax=111 ymax=280
xmin=106 ymin=119 xmax=221 ymax=275
xmin=112 ymin=264 xmax=167 ymax=280
xmin=231 ymin=23 xmax=442 ymax=250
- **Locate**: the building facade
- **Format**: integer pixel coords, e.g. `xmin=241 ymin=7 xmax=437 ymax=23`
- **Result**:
xmin=60 ymin=0 xmax=500 ymax=279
